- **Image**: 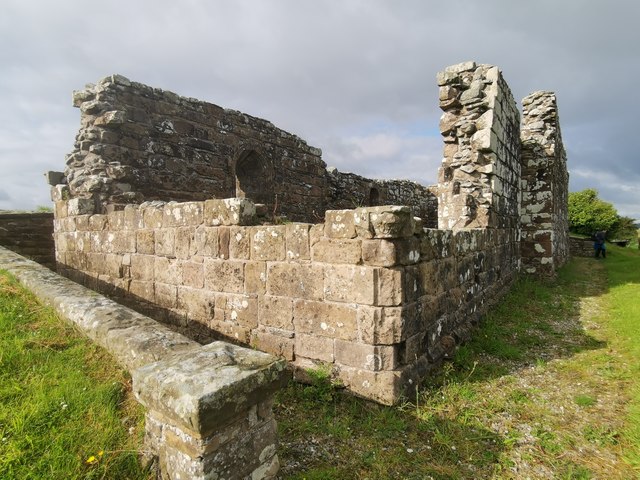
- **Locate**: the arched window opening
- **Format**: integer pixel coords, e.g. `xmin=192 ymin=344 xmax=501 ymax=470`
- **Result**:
xmin=368 ymin=187 xmax=380 ymax=206
xmin=235 ymin=150 xmax=274 ymax=205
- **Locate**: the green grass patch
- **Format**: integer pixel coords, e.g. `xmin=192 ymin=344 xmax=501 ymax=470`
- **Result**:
xmin=601 ymin=244 xmax=640 ymax=468
xmin=0 ymin=270 xmax=149 ymax=479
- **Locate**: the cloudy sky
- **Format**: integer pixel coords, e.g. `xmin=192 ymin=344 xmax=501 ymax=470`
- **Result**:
xmin=2 ymin=0 xmax=639 ymax=220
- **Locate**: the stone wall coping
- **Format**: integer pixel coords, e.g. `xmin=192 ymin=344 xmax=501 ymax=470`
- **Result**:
xmin=0 ymin=244 xmax=287 ymax=427
xmin=133 ymin=342 xmax=288 ymax=436
xmin=0 ymin=245 xmax=200 ymax=371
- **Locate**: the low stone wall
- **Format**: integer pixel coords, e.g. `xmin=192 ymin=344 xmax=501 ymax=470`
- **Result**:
xmin=0 ymin=245 xmax=286 ymax=479
xmin=569 ymin=236 xmax=594 ymax=257
xmin=0 ymin=212 xmax=55 ymax=269
xmin=53 ymin=197 xmax=518 ymax=404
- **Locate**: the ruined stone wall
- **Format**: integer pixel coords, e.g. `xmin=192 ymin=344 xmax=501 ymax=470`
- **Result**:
xmin=0 ymin=212 xmax=55 ymax=269
xmin=66 ymin=75 xmax=326 ymax=222
xmin=65 ymin=75 xmax=438 ymax=225
xmin=53 ymin=196 xmax=519 ymax=404
xmin=325 ymin=168 xmax=438 ymax=227
xmin=520 ymin=91 xmax=570 ymax=276
xmin=50 ymin=62 xmax=572 ymax=404
xmin=437 ymin=62 xmax=521 ymax=231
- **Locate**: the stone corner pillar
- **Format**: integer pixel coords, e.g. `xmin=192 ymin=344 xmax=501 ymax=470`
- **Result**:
xmin=133 ymin=341 xmax=289 ymax=480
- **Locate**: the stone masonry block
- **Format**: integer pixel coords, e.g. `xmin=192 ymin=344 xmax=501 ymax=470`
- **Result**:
xmin=204 ymin=259 xmax=245 ymax=293
xmin=155 ymin=257 xmax=183 ymax=285
xmin=143 ymin=205 xmax=164 ymax=229
xmin=130 ymin=254 xmax=155 ymax=281
xmin=129 ymin=280 xmax=154 ymax=302
xmin=177 ymin=287 xmax=215 ymax=323
xmin=362 ymin=237 xmax=420 ymax=267
xmin=218 ymin=293 xmax=258 ymax=328
xmin=335 ymin=365 xmax=402 ymax=406
xmin=324 ymin=265 xmax=375 ymax=305
xmin=218 ymin=227 xmax=230 ymax=260
xmin=375 ymin=268 xmax=403 ymax=306
xmin=155 ymin=228 xmax=175 ymax=257
xmin=191 ymin=226 xmax=219 ymax=257
xmin=204 ymin=198 xmax=256 ymax=226
xmin=259 ymin=295 xmax=293 ymax=330
xmin=182 ymin=261 xmax=204 ymax=288
xmin=334 ymin=339 xmax=398 ymax=371
xmin=230 ymin=227 xmax=251 ymax=259
xmin=155 ymin=282 xmax=178 ymax=309
xmin=245 ymin=261 xmax=266 ymax=295
xmin=136 ymin=230 xmax=155 ymax=255
xmin=293 ymin=299 xmax=358 ymax=341
xmin=354 ymin=206 xmax=414 ymax=239
xmin=295 ymin=333 xmax=335 ymax=363
xmin=311 ymin=238 xmax=362 ymax=264
xmin=267 ymin=263 xmax=324 ymax=301
xmin=251 ymin=226 xmax=286 ymax=261
xmin=357 ymin=306 xmax=403 ymax=345
xmin=285 ymin=223 xmax=311 ymax=260
xmin=324 ymin=210 xmax=356 ymax=239
xmin=67 ymin=198 xmax=95 ymax=216
xmin=163 ymin=202 xmax=203 ymax=227
xmin=250 ymin=330 xmax=294 ymax=361
xmin=175 ymin=227 xmax=194 ymax=259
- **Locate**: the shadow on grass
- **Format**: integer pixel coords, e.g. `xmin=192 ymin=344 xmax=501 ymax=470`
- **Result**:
xmin=275 ymin=380 xmax=505 ymax=480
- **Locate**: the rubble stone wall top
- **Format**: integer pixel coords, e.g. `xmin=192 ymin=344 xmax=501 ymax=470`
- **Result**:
xmin=437 ymin=62 xmax=521 ymax=230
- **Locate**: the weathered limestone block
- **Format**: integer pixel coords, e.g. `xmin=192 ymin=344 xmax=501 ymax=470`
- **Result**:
xmin=245 ymin=261 xmax=267 ymax=295
xmin=285 ymin=223 xmax=311 ymax=260
xmin=311 ymin=238 xmax=362 ymax=264
xmin=135 ymin=230 xmax=155 ymax=255
xmin=324 ymin=210 xmax=356 ymax=239
xmin=250 ymin=329 xmax=295 ymax=361
xmin=204 ymin=259 xmax=245 ymax=293
xmin=354 ymin=206 xmax=414 ymax=239
xmin=266 ymin=263 xmax=324 ymax=301
xmin=259 ymin=295 xmax=294 ymax=330
xmin=130 ymin=254 xmax=154 ymax=281
xmin=335 ymin=365 xmax=402 ymax=406
xmin=174 ymin=227 xmax=194 ymax=259
xmin=334 ymin=339 xmax=398 ymax=371
xmin=362 ymin=237 xmax=420 ymax=266
xmin=204 ymin=198 xmax=256 ymax=226
xmin=155 ymin=257 xmax=183 ymax=285
xmin=133 ymin=342 xmax=287 ymax=480
xmin=293 ymin=299 xmax=358 ymax=341
xmin=219 ymin=293 xmax=258 ymax=328
xmin=162 ymin=201 xmax=203 ymax=227
xmin=155 ymin=228 xmax=175 ymax=257
xmin=191 ymin=226 xmax=219 ymax=257
xmin=181 ymin=261 xmax=204 ymax=288
xmin=67 ymin=198 xmax=95 ymax=216
xmin=294 ymin=333 xmax=335 ymax=363
xmin=357 ymin=306 xmax=403 ymax=345
xmin=230 ymin=226 xmax=251 ymax=259
xmin=177 ymin=286 xmax=215 ymax=323
xmin=251 ymin=226 xmax=286 ymax=261
xmin=324 ymin=265 xmax=375 ymax=305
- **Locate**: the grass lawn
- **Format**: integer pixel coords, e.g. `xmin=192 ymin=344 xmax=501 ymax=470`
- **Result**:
xmin=0 ymin=271 xmax=150 ymax=480
xmin=275 ymin=244 xmax=640 ymax=479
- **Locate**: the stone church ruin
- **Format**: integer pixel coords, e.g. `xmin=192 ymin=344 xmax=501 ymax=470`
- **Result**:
xmin=48 ymin=61 xmax=570 ymax=410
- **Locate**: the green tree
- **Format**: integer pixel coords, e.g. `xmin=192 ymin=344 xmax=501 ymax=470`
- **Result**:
xmin=610 ymin=216 xmax=638 ymax=241
xmin=568 ymin=188 xmax=619 ymax=236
